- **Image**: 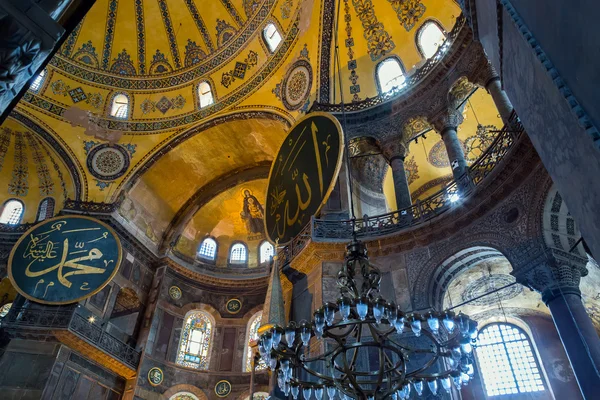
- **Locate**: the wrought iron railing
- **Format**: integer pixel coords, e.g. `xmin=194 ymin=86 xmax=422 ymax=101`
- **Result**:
xmin=310 ymin=14 xmax=467 ymax=114
xmin=278 ymin=114 xmax=524 ymax=262
xmin=2 ymin=306 xmax=141 ymax=369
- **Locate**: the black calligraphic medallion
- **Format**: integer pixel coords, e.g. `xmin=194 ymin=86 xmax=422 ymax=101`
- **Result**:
xmin=265 ymin=112 xmax=344 ymax=244
xmin=147 ymin=367 xmax=164 ymax=386
xmin=226 ymin=298 xmax=242 ymax=314
xmin=8 ymin=216 xmax=122 ymax=305
xmin=215 ymin=380 xmax=232 ymax=397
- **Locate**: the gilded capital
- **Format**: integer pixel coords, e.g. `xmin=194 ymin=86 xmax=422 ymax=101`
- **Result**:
xmin=429 ymin=108 xmax=464 ymax=133
xmin=379 ymin=139 xmax=408 ymax=162
xmin=471 ymin=60 xmax=500 ymax=88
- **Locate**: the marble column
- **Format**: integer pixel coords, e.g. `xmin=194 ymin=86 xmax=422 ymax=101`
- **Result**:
xmin=431 ymin=109 xmax=468 ymax=182
xmin=380 ymin=140 xmax=412 ymax=211
xmin=515 ymin=259 xmax=600 ymax=399
xmin=473 ymin=61 xmax=515 ymax=126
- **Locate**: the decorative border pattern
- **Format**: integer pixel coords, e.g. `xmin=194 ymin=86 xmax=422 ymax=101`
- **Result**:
xmin=281 ymin=59 xmax=313 ymax=111
xmin=158 ymin=0 xmax=183 ymax=68
xmin=0 ymin=128 xmax=12 ymax=172
xmin=219 ymin=0 xmax=244 ymax=27
xmin=51 ymin=0 xmax=277 ymax=84
xmin=101 ymin=0 xmax=119 ymax=70
xmin=343 ymin=0 xmax=361 ymax=101
xmin=61 ymin=18 xmax=84 ymax=58
xmin=134 ymin=0 xmax=146 ymax=74
xmin=318 ymin=0 xmax=334 ymax=103
xmin=183 ymin=0 xmax=215 ymax=53
xmin=8 ymin=132 xmax=28 ymax=196
xmin=351 ymin=0 xmax=395 ymax=62
xmin=25 ymin=133 xmax=54 ymax=196
xmin=86 ymin=144 xmax=131 ymax=181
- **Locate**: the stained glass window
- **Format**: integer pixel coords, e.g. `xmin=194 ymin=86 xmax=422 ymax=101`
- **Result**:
xmin=198 ymin=81 xmax=214 ymax=109
xmin=0 ymin=303 xmax=12 ymax=318
xmin=417 ymin=21 xmax=447 ymax=59
xmin=244 ymin=312 xmax=267 ymax=372
xmin=177 ymin=311 xmax=213 ymax=370
xmin=259 ymin=241 xmax=274 ymax=264
xmin=169 ymin=393 xmax=199 ymax=400
xmin=376 ymin=58 xmax=406 ymax=94
xmin=30 ymin=70 xmax=46 ymax=92
xmin=110 ymin=94 xmax=129 ymax=118
xmin=198 ymin=237 xmax=217 ymax=260
xmin=263 ymin=23 xmax=282 ymax=53
xmin=230 ymin=243 xmax=247 ymax=264
xmin=476 ymin=323 xmax=546 ymax=396
xmin=0 ymin=199 xmax=24 ymax=225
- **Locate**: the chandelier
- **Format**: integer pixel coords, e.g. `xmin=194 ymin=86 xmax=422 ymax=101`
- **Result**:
xmin=258 ymin=239 xmax=478 ymax=400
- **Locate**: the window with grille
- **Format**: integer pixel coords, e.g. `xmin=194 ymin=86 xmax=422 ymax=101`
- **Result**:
xmin=259 ymin=241 xmax=274 ymax=263
xmin=244 ymin=312 xmax=267 ymax=372
xmin=263 ymin=23 xmax=282 ymax=53
xmin=417 ymin=21 xmax=447 ymax=59
xmin=197 ymin=238 xmax=217 ymax=260
xmin=176 ymin=311 xmax=213 ymax=370
xmin=230 ymin=243 xmax=247 ymax=264
xmin=110 ymin=94 xmax=129 ymax=118
xmin=36 ymin=197 xmax=55 ymax=221
xmin=376 ymin=58 xmax=406 ymax=94
xmin=0 ymin=200 xmax=24 ymax=225
xmin=198 ymin=81 xmax=214 ymax=109
xmin=30 ymin=70 xmax=46 ymax=92
xmin=476 ymin=323 xmax=546 ymax=397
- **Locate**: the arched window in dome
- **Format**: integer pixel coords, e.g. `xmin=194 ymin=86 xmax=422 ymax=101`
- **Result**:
xmin=259 ymin=241 xmax=274 ymax=264
xmin=198 ymin=81 xmax=214 ymax=109
xmin=176 ymin=310 xmax=214 ymax=370
xmin=29 ymin=69 xmax=46 ymax=92
xmin=476 ymin=323 xmax=546 ymax=396
xmin=417 ymin=20 xmax=447 ymax=59
xmin=243 ymin=311 xmax=267 ymax=372
xmin=110 ymin=93 xmax=129 ymax=118
xmin=229 ymin=242 xmax=248 ymax=265
xmin=376 ymin=57 xmax=406 ymax=95
xmin=36 ymin=197 xmax=55 ymax=222
xmin=197 ymin=237 xmax=217 ymax=261
xmin=0 ymin=199 xmax=24 ymax=225
xmin=263 ymin=23 xmax=282 ymax=53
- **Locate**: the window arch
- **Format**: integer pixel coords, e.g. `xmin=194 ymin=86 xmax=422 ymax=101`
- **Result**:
xmin=416 ymin=20 xmax=447 ymax=59
xmin=110 ymin=93 xmax=129 ymax=118
xmin=244 ymin=311 xmax=267 ymax=372
xmin=29 ymin=69 xmax=46 ymax=92
xmin=197 ymin=237 xmax=217 ymax=261
xmin=36 ymin=197 xmax=55 ymax=222
xmin=263 ymin=23 xmax=282 ymax=53
xmin=376 ymin=57 xmax=406 ymax=95
xmin=176 ymin=310 xmax=214 ymax=370
xmin=198 ymin=81 xmax=214 ymax=109
xmin=229 ymin=242 xmax=248 ymax=265
xmin=0 ymin=199 xmax=24 ymax=225
xmin=259 ymin=241 xmax=274 ymax=264
xmin=476 ymin=323 xmax=546 ymax=396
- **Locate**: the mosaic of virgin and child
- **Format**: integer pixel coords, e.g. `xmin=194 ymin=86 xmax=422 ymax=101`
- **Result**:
xmin=240 ymin=189 xmax=265 ymax=238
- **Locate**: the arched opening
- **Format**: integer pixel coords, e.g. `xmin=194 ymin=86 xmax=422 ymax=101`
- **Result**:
xmin=176 ymin=310 xmax=214 ymax=370
xmin=109 ymin=287 xmax=143 ymax=338
xmin=198 ymin=81 xmax=214 ymax=109
xmin=110 ymin=93 xmax=129 ymax=118
xmin=376 ymin=57 xmax=406 ymax=94
xmin=259 ymin=241 xmax=274 ymax=264
xmin=229 ymin=242 xmax=248 ymax=265
xmin=243 ymin=311 xmax=267 ymax=372
xmin=36 ymin=197 xmax=55 ymax=221
xmin=169 ymin=392 xmax=199 ymax=400
xmin=29 ymin=69 xmax=46 ymax=92
xmin=197 ymin=237 xmax=218 ymax=261
xmin=417 ymin=20 xmax=447 ymax=59
xmin=0 ymin=199 xmax=24 ymax=225
xmin=263 ymin=23 xmax=282 ymax=53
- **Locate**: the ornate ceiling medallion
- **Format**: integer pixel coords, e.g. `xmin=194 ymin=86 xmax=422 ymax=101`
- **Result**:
xmin=281 ymin=59 xmax=313 ymax=111
xmin=87 ymin=144 xmax=130 ymax=181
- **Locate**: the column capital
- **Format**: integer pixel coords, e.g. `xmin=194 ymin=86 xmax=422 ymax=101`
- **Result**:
xmin=471 ymin=60 xmax=501 ymax=88
xmin=429 ymin=108 xmax=464 ymax=134
xmin=379 ymin=139 xmax=408 ymax=163
xmin=513 ymin=256 xmax=588 ymax=304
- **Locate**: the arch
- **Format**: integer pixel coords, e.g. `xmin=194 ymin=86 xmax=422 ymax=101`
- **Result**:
xmin=0 ymin=199 xmax=24 ymax=225
xmin=229 ymin=242 xmax=248 ymax=265
xmin=263 ymin=22 xmax=282 ymax=53
xmin=258 ymin=240 xmax=274 ymax=264
xmin=109 ymin=93 xmax=130 ymax=119
xmin=197 ymin=81 xmax=214 ymax=109
xmin=163 ymin=384 xmax=208 ymax=400
xmin=197 ymin=237 xmax=218 ymax=261
xmin=169 ymin=393 xmax=198 ymax=400
xmin=243 ymin=310 xmax=267 ymax=372
xmin=376 ymin=56 xmax=406 ymax=95
xmin=476 ymin=322 xmax=547 ymax=396
xmin=36 ymin=197 xmax=55 ymax=221
xmin=29 ymin=69 xmax=47 ymax=92
xmin=109 ymin=287 xmax=143 ymax=336
xmin=416 ymin=19 xmax=447 ymax=59
xmin=176 ymin=310 xmax=215 ymax=370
